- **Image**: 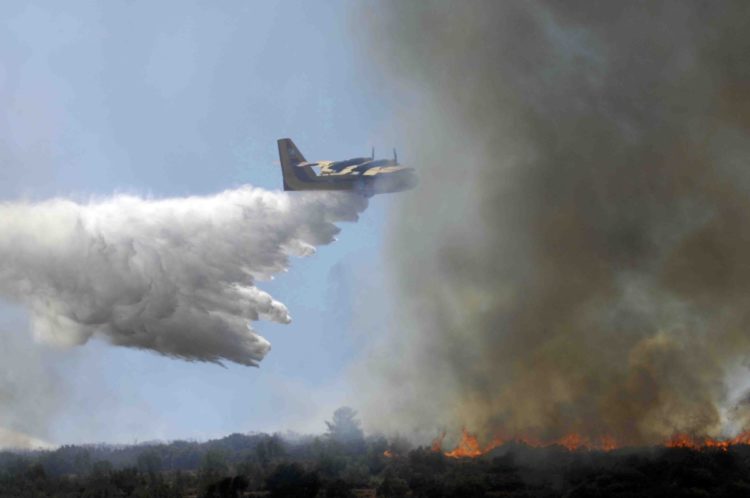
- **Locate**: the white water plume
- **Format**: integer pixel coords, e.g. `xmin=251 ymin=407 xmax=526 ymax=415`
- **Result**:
xmin=0 ymin=186 xmax=367 ymax=366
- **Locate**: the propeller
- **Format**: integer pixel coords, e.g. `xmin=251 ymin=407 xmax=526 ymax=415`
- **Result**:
xmin=371 ymin=146 xmax=375 ymax=160
xmin=393 ymin=148 xmax=398 ymax=164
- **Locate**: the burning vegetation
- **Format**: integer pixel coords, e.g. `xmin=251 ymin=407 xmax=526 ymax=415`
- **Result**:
xmin=4 ymin=428 xmax=750 ymax=497
xmin=433 ymin=430 xmax=750 ymax=459
xmin=2 ymin=409 xmax=750 ymax=496
xmin=359 ymin=0 xmax=750 ymax=460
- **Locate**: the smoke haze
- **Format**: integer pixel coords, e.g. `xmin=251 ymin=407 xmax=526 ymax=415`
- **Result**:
xmin=0 ymin=312 xmax=61 ymax=449
xmin=359 ymin=1 xmax=750 ymax=446
xmin=0 ymin=187 xmax=366 ymax=367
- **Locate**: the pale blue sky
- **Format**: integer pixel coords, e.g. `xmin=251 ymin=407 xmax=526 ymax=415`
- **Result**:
xmin=0 ymin=1 xmax=398 ymax=445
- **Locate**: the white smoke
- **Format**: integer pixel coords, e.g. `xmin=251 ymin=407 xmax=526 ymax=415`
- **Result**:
xmin=0 ymin=186 xmax=367 ymax=366
xmin=0 ymin=427 xmax=52 ymax=450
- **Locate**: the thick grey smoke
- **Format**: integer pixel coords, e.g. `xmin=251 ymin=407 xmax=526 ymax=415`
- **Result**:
xmin=358 ymin=1 xmax=750 ymax=446
xmin=0 ymin=187 xmax=366 ymax=366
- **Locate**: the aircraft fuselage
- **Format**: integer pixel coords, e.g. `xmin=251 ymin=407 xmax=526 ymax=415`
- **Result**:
xmin=278 ymin=138 xmax=417 ymax=196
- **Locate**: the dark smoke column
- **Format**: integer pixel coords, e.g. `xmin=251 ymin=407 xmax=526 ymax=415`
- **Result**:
xmin=358 ymin=1 xmax=750 ymax=446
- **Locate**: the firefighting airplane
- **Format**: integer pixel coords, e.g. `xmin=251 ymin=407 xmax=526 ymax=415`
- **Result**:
xmin=277 ymin=138 xmax=418 ymax=196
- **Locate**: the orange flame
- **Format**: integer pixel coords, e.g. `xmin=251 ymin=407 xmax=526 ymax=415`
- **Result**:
xmin=665 ymin=431 xmax=750 ymax=451
xmin=432 ymin=429 xmax=750 ymax=458
xmin=383 ymin=449 xmax=394 ymax=458
xmin=430 ymin=431 xmax=446 ymax=453
xmin=600 ymin=435 xmax=618 ymax=452
xmin=443 ymin=429 xmax=504 ymax=458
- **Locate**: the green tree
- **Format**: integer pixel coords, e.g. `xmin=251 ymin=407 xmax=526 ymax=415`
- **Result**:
xmin=137 ymin=450 xmax=163 ymax=477
xmin=378 ymin=474 xmax=409 ymax=498
xmin=200 ymin=449 xmax=229 ymax=489
xmin=266 ymin=463 xmax=320 ymax=498
xmin=255 ymin=434 xmax=286 ymax=468
xmin=325 ymin=407 xmax=364 ymax=445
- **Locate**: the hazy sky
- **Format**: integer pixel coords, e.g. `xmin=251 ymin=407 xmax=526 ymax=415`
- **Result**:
xmin=0 ymin=1 xmax=398 ymax=445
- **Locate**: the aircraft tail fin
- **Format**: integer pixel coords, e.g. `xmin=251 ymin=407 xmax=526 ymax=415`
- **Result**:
xmin=278 ymin=138 xmax=316 ymax=191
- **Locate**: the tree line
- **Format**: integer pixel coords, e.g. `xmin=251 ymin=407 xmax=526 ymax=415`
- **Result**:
xmin=3 ymin=407 xmax=750 ymax=497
